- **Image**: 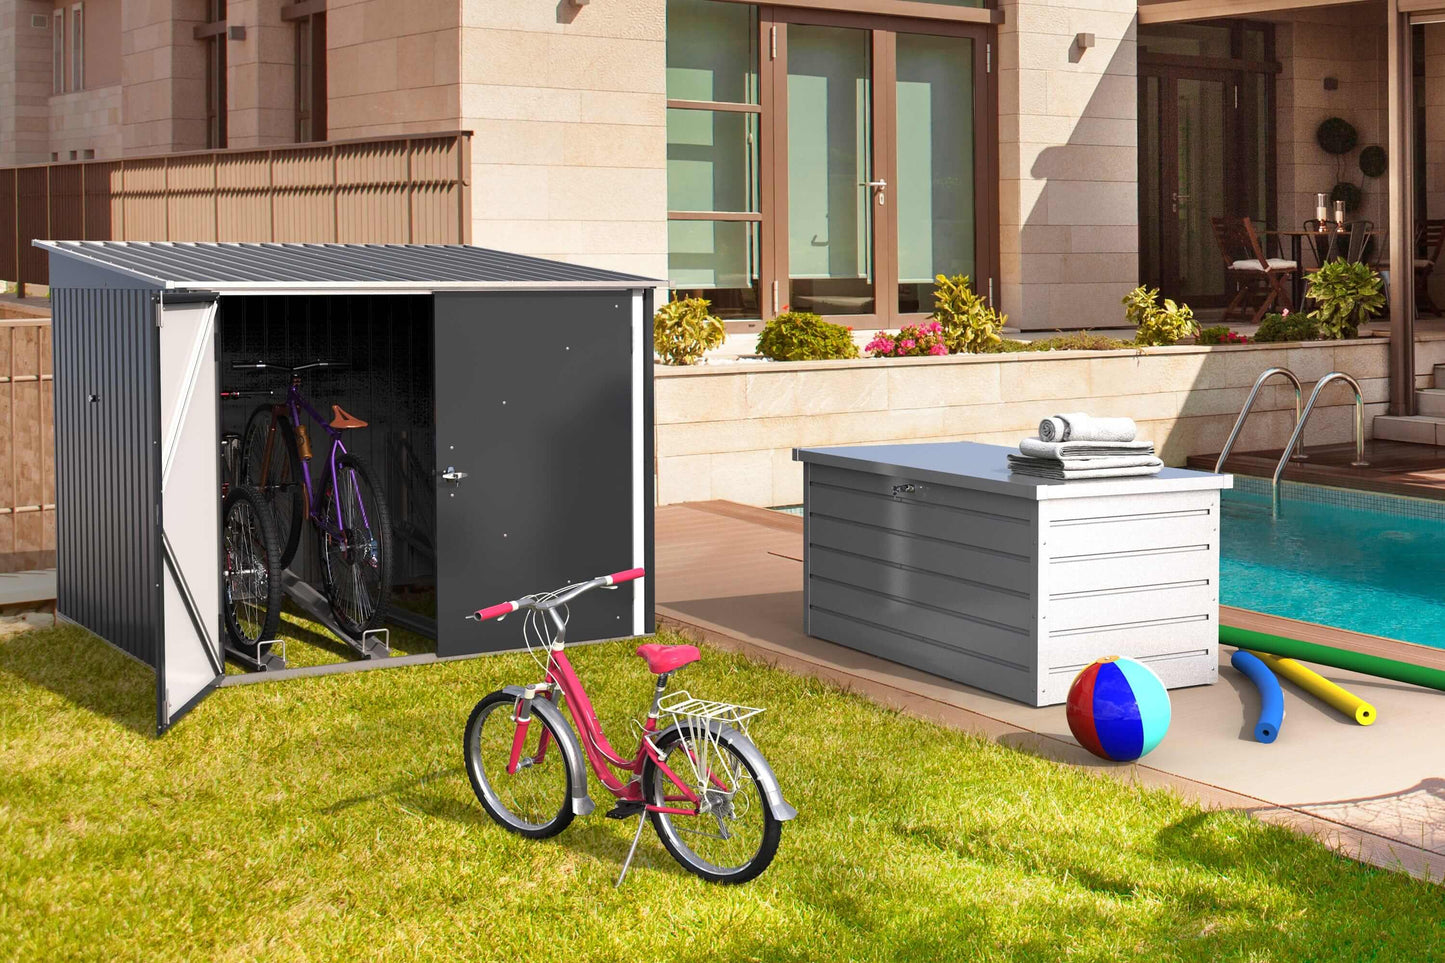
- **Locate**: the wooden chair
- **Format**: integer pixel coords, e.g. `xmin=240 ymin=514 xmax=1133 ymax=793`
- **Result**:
xmin=1212 ymin=216 xmax=1296 ymax=323
xmin=1415 ymin=219 xmax=1445 ymax=317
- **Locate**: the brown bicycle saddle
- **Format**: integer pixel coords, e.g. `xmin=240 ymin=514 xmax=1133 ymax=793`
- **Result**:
xmin=329 ymin=405 xmax=368 ymax=429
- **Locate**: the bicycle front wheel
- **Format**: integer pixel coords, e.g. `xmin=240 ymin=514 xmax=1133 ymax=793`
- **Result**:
xmin=644 ymin=725 xmax=782 ymax=884
xmin=463 ymin=691 xmax=576 ymax=839
xmin=240 ymin=405 xmax=304 ymax=569
xmin=317 ymin=452 xmax=392 ymax=638
xmin=222 ymin=485 xmax=282 ymax=651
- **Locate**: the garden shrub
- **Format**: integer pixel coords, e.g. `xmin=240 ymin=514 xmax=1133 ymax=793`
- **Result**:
xmin=986 ymin=332 xmax=1134 ymax=353
xmin=1253 ymin=312 xmax=1320 ymax=343
xmin=1305 ymin=259 xmax=1385 ymax=339
xmin=755 ymin=310 xmax=859 ymax=361
xmin=865 ymin=321 xmax=948 ymax=358
xmin=1124 ymin=285 xmax=1198 ymax=346
xmin=653 ymin=295 xmax=725 ymax=365
xmin=1198 ymin=325 xmax=1250 ymax=345
xmin=932 ymin=274 xmax=1004 ymax=354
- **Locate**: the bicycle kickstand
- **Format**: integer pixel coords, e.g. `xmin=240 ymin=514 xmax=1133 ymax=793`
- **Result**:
xmin=615 ymin=811 xmax=650 ymax=888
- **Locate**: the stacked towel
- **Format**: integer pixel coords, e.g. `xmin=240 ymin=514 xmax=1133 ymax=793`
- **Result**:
xmin=1008 ymin=435 xmax=1162 ymax=480
xmin=1038 ymin=413 xmax=1138 ymax=443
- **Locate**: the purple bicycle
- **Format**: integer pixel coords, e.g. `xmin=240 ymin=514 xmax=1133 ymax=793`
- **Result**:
xmin=233 ymin=361 xmax=393 ymax=638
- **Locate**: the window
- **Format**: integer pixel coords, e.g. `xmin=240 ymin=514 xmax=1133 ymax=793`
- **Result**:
xmin=71 ymin=4 xmax=83 ymax=91
xmin=295 ymin=12 xmax=327 ymax=142
xmin=52 ymin=9 xmax=64 ymax=94
xmin=204 ymin=0 xmax=228 ymax=148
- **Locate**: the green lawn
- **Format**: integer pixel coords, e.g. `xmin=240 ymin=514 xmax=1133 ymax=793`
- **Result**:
xmin=2 ymin=625 xmax=1442 ymax=962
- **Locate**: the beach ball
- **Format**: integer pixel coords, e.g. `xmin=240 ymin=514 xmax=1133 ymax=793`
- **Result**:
xmin=1066 ymin=657 xmax=1171 ymax=762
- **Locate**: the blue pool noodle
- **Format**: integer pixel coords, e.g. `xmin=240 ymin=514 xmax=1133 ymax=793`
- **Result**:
xmin=1231 ymin=650 xmax=1284 ymax=744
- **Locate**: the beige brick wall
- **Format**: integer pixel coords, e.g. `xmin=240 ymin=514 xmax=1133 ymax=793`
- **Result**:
xmin=224 ymin=0 xmax=295 ymax=148
xmin=997 ymin=0 xmax=1140 ymax=331
xmin=121 ymin=0 xmax=208 ymax=155
xmin=0 ymin=0 xmax=55 ymax=166
xmin=325 ymin=0 xmax=461 ymax=140
xmin=458 ymin=0 xmax=667 ymax=279
xmin=48 ymin=83 xmax=122 ymax=160
xmin=653 ymin=338 xmax=1420 ymax=507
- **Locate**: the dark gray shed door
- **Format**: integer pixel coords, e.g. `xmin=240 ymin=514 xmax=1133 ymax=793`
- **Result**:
xmin=433 ymin=292 xmax=639 ymax=656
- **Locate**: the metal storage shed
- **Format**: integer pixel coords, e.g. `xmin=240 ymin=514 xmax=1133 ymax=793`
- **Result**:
xmin=38 ymin=240 xmax=656 ymax=734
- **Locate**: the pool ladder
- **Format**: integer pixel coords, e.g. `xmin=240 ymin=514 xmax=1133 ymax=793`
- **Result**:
xmin=1215 ymin=367 xmax=1368 ymax=494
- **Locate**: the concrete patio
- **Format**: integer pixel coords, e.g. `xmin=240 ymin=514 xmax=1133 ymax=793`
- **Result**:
xmin=656 ymin=500 xmax=1445 ymax=881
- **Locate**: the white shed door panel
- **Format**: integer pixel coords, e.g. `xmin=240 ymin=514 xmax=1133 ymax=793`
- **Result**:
xmin=158 ymin=300 xmax=224 ymax=730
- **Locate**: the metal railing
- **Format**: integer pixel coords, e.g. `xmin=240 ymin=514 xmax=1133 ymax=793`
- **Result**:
xmin=1214 ymin=366 xmax=1307 ymax=473
xmin=1 ymin=131 xmax=473 ymax=290
xmin=1271 ymin=371 xmax=1370 ymax=490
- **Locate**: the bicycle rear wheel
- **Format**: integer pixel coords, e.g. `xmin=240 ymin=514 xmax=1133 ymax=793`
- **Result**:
xmin=644 ymin=726 xmax=781 ymax=884
xmin=222 ymin=485 xmax=282 ymax=653
xmin=318 ymin=452 xmax=392 ymax=637
xmin=240 ymin=405 xmax=305 ymax=569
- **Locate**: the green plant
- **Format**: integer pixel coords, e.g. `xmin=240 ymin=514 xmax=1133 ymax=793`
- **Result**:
xmin=1331 ymin=181 xmax=1363 ymax=214
xmin=653 ymin=295 xmax=725 ymax=365
xmin=1253 ymin=312 xmax=1321 ymax=343
xmin=1305 ymin=260 xmax=1386 ymax=339
xmin=1123 ymin=286 xmax=1198 ymax=346
xmin=755 ymin=310 xmax=858 ymax=361
xmin=987 ymin=331 xmax=1135 ymax=353
xmin=931 ymin=274 xmax=1005 ymax=354
xmin=1198 ymin=325 xmax=1249 ymax=345
xmin=1359 ymin=145 xmax=1387 ymax=178
xmin=865 ymin=321 xmax=948 ymax=358
xmin=1316 ymin=117 xmax=1358 ymax=155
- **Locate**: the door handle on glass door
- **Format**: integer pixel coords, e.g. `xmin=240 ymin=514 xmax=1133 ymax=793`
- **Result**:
xmin=863 ymin=179 xmax=887 ymax=206
xmin=441 ymin=467 xmax=468 ymax=483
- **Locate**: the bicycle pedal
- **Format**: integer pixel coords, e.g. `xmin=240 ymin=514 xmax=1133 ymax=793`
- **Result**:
xmin=605 ymin=801 xmax=645 ymax=820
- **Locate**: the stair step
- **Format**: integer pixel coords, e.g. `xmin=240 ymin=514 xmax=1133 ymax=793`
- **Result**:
xmin=1373 ymin=414 xmax=1445 ymax=445
xmin=1420 ymin=389 xmax=1445 ymax=417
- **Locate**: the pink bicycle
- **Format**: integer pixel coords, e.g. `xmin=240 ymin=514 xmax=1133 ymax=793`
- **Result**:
xmin=462 ymin=569 xmax=795 ymax=885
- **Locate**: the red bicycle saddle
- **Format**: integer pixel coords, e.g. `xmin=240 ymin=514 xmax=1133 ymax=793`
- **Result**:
xmin=635 ymin=642 xmax=700 ymax=675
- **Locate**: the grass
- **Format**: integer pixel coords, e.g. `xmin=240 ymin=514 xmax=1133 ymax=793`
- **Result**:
xmin=2 ymin=625 xmax=1443 ymax=962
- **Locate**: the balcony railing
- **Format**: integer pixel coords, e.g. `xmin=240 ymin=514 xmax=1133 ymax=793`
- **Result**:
xmin=0 ymin=131 xmax=473 ymax=289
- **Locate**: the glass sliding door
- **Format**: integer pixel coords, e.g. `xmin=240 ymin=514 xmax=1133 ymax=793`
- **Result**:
xmin=785 ymin=25 xmax=875 ymax=316
xmin=1174 ymin=76 xmax=1228 ymax=302
xmin=895 ymin=33 xmax=975 ymax=314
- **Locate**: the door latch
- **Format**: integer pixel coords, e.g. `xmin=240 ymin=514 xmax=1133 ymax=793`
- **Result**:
xmin=441 ymin=467 xmax=468 ymax=483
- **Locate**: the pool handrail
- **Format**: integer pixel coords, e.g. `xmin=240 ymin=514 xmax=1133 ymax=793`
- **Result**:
xmin=1271 ymin=371 xmax=1369 ymax=491
xmin=1214 ymin=366 xmax=1306 ymax=474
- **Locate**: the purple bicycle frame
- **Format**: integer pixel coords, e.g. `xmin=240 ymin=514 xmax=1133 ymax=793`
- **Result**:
xmin=275 ymin=378 xmax=374 ymax=546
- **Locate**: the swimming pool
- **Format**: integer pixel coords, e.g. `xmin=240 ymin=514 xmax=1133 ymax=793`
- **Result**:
xmin=1221 ymin=478 xmax=1445 ymax=648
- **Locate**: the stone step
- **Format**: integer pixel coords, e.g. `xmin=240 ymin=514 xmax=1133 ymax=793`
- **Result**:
xmin=1420 ymin=389 xmax=1445 ymax=417
xmin=1435 ymin=363 xmax=1445 ymax=389
xmin=1373 ymin=414 xmax=1445 ymax=445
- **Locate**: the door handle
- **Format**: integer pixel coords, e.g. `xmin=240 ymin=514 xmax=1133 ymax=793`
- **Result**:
xmin=440 ymin=467 xmax=468 ymax=483
xmin=862 ymin=179 xmax=887 ymax=206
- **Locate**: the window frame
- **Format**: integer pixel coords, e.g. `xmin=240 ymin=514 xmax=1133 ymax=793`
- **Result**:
xmin=71 ymin=2 xmax=84 ymax=92
xmin=52 ymin=8 xmax=65 ymax=95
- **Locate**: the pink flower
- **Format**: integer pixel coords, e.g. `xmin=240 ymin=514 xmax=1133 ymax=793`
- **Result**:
xmin=928 ymin=322 xmax=942 ymax=333
xmin=900 ymin=339 xmax=916 ymax=351
xmin=929 ymin=343 xmax=947 ymax=355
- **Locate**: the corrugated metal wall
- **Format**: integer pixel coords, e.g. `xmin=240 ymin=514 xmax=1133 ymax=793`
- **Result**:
xmin=52 ymin=287 xmax=162 ymax=668
xmin=1 ymin=132 xmax=473 ymax=287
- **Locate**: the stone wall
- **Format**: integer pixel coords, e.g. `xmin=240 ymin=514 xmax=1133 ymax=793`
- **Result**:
xmin=224 ymin=0 xmax=295 ymax=148
xmin=48 ymin=83 xmax=122 ymax=160
xmin=996 ymin=0 xmax=1140 ymax=331
xmin=0 ymin=0 xmax=53 ymax=166
xmin=325 ymin=0 xmax=460 ymax=141
xmin=653 ymin=337 xmax=1445 ymax=507
xmin=458 ymin=0 xmax=667 ymax=279
xmin=120 ymin=0 xmax=208 ymax=155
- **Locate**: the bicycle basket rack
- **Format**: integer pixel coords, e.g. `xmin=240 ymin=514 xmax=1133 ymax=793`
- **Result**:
xmin=655 ymin=691 xmax=764 ymax=793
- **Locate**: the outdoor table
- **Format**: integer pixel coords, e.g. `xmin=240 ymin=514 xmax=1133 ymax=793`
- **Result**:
xmin=1268 ymin=229 xmax=1381 ymax=307
xmin=792 ymin=441 xmax=1231 ymax=706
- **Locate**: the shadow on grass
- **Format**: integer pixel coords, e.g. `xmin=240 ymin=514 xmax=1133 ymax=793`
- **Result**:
xmin=0 ymin=626 xmax=153 ymax=736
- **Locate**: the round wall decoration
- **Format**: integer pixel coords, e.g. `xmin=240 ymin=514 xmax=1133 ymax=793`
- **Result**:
xmin=1316 ymin=117 xmax=1358 ymax=155
xmin=1359 ymin=145 xmax=1387 ymax=178
xmin=1330 ymin=181 xmax=1364 ymax=213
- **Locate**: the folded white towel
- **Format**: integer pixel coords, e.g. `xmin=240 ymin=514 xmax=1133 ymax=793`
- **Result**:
xmin=1007 ymin=454 xmax=1164 ymax=480
xmin=1018 ymin=437 xmax=1156 ymax=461
xmin=1038 ymin=413 xmax=1137 ymax=443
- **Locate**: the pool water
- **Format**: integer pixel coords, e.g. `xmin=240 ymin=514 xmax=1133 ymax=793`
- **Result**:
xmin=1221 ymin=481 xmax=1445 ymax=648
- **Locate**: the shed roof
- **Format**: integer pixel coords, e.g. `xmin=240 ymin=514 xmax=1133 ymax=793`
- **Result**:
xmin=34 ymin=241 xmax=657 ymax=293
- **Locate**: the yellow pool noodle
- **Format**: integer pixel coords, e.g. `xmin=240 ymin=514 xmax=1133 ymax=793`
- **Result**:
xmin=1249 ymin=651 xmax=1377 ymax=726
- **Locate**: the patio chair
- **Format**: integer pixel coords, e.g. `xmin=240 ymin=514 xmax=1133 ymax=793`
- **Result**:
xmin=1212 ymin=215 xmax=1296 ymax=324
xmin=1302 ymin=218 xmax=1338 ymax=268
xmin=1346 ymin=219 xmax=1374 ymax=265
xmin=1416 ymin=219 xmax=1445 ymax=317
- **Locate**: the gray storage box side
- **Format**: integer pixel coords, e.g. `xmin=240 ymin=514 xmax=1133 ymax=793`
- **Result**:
xmin=803 ymin=463 xmax=1040 ymax=703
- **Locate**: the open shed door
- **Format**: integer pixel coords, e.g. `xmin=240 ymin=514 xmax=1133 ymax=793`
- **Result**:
xmin=156 ymin=297 xmax=224 ymax=732
xmin=433 ymin=291 xmax=646 ymax=656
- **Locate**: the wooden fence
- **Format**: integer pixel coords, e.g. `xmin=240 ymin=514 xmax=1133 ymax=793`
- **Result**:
xmin=0 ymin=317 xmax=53 ymax=573
xmin=0 ymin=131 xmax=473 ymax=289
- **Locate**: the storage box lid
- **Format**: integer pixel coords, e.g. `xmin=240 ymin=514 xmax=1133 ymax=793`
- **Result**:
xmin=793 ymin=441 xmax=1232 ymax=501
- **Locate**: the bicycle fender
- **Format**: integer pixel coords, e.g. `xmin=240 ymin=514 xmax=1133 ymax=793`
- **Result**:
xmin=501 ymin=685 xmax=595 ymax=817
xmin=654 ymin=720 xmax=797 ymax=822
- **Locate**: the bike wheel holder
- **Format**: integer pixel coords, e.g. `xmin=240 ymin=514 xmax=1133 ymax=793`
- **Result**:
xmin=280 ymin=569 xmax=391 ymax=661
xmin=223 ymin=638 xmax=287 ymax=672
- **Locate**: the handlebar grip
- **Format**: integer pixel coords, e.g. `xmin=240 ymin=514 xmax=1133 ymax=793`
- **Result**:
xmin=472 ymin=601 xmax=518 ymax=621
xmin=606 ymin=568 xmax=645 ymax=585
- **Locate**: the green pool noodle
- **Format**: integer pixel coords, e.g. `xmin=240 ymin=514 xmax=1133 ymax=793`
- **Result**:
xmin=1220 ymin=626 xmax=1445 ymax=693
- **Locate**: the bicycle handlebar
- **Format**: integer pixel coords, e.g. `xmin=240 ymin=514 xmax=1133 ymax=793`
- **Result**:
xmin=467 ymin=568 xmax=646 ymax=622
xmin=230 ymin=360 xmax=350 ymax=373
